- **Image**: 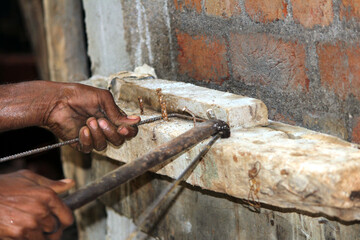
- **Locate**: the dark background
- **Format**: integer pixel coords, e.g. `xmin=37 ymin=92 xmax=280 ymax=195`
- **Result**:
xmin=0 ymin=2 xmax=78 ymax=238
xmin=0 ymin=0 xmax=63 ymax=179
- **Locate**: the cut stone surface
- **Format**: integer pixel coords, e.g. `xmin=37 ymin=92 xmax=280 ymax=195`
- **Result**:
xmin=93 ymin=157 xmax=360 ymax=240
xmin=108 ymin=71 xmax=269 ymax=129
xmin=81 ymin=73 xmax=360 ymax=222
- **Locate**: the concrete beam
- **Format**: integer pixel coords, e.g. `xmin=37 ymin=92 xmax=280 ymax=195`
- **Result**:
xmin=82 ymin=72 xmax=360 ymax=222
xmin=109 ymin=72 xmax=269 ymax=129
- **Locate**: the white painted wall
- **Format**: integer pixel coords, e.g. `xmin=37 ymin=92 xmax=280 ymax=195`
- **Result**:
xmin=83 ymin=0 xmax=131 ymax=75
xmin=106 ymin=208 xmax=154 ymax=240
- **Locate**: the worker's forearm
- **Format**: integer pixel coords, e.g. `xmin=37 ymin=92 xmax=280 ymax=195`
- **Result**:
xmin=0 ymin=80 xmax=140 ymax=153
xmin=0 ymin=81 xmax=57 ymax=131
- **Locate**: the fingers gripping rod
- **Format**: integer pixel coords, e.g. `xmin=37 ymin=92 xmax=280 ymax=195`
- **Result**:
xmin=0 ymin=114 xmax=206 ymax=163
xmin=0 ymin=113 xmax=230 ymax=214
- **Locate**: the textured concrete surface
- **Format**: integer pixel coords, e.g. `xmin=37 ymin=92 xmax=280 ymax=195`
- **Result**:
xmin=94 ymin=155 xmax=360 ymax=240
xmin=82 ymin=75 xmax=360 ymax=221
xmin=110 ymin=74 xmax=268 ymax=128
xmin=83 ymin=0 xmax=131 ymax=75
xmin=120 ymin=0 xmax=176 ymax=78
xmin=106 ymin=207 xmax=153 ymax=240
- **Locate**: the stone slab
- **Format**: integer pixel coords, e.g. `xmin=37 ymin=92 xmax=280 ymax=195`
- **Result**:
xmin=93 ymin=155 xmax=360 ymax=240
xmin=109 ymin=71 xmax=269 ymax=129
xmin=81 ymin=74 xmax=360 ymax=221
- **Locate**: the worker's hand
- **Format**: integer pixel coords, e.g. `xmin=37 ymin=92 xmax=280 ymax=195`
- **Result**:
xmin=0 ymin=170 xmax=74 ymax=240
xmin=43 ymin=81 xmax=140 ymax=153
xmin=0 ymin=80 xmax=140 ymax=152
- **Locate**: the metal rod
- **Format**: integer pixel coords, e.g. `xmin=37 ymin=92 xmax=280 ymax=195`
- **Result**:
xmin=0 ymin=113 xmax=205 ymax=163
xmin=127 ymin=133 xmax=221 ymax=240
xmin=0 ymin=138 xmax=80 ymax=163
xmin=63 ymin=119 xmax=229 ymax=210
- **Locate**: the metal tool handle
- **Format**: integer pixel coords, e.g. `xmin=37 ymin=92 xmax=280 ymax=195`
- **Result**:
xmin=127 ymin=133 xmax=221 ymax=240
xmin=63 ymin=119 xmax=230 ymax=210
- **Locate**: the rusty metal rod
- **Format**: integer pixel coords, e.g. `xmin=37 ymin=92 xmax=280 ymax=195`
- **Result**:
xmin=0 ymin=138 xmax=80 ymax=163
xmin=127 ymin=133 xmax=221 ymax=240
xmin=0 ymin=113 xmax=204 ymax=163
xmin=63 ymin=119 xmax=230 ymax=210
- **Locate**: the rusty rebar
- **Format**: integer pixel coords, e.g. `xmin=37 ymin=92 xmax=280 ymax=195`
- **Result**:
xmin=63 ymin=119 xmax=230 ymax=210
xmin=0 ymin=113 xmax=205 ymax=163
xmin=182 ymin=106 xmax=196 ymax=127
xmin=138 ymin=96 xmax=144 ymax=115
xmin=127 ymin=133 xmax=221 ymax=240
xmin=0 ymin=138 xmax=80 ymax=163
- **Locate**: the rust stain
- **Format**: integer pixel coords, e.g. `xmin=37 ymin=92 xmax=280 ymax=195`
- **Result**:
xmin=233 ymin=155 xmax=238 ymax=162
xmin=280 ymin=169 xmax=289 ymax=175
xmin=137 ymin=96 xmax=144 ymax=115
xmin=248 ymin=162 xmax=261 ymax=179
xmin=290 ymin=152 xmax=305 ymax=157
xmin=247 ymin=161 xmax=261 ymax=210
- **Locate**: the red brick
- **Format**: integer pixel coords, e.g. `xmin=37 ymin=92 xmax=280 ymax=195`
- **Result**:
xmin=352 ymin=116 xmax=360 ymax=144
xmin=174 ymin=0 xmax=202 ymax=13
xmin=176 ymin=30 xmax=229 ymax=84
xmin=340 ymin=0 xmax=360 ymax=21
xmin=229 ymin=33 xmax=309 ymax=91
xmin=204 ymin=0 xmax=241 ymax=18
xmin=317 ymin=42 xmax=360 ymax=101
xmin=292 ymin=0 xmax=333 ymax=28
xmin=244 ymin=0 xmax=287 ymax=22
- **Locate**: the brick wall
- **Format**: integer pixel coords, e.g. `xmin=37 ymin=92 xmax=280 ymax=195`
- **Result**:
xmin=166 ymin=0 xmax=360 ymax=143
xmin=91 ymin=0 xmax=360 ymax=144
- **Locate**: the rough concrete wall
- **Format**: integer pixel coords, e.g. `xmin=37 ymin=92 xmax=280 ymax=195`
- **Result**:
xmin=93 ymin=153 xmax=360 ymax=240
xmin=83 ymin=0 xmax=131 ymax=75
xmin=98 ymin=0 xmax=360 ymax=144
xmin=120 ymin=0 xmax=176 ymax=78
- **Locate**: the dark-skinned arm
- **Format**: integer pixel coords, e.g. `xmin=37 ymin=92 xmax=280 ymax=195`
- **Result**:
xmin=0 ymin=80 xmax=140 ymax=152
xmin=0 ymin=170 xmax=75 ymax=240
xmin=0 ymin=80 xmax=141 ymax=240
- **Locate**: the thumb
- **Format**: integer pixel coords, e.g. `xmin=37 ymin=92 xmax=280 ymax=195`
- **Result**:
xmin=110 ymin=112 xmax=140 ymax=127
xmin=48 ymin=179 xmax=75 ymax=194
xmin=101 ymin=95 xmax=141 ymax=126
xmin=119 ymin=115 xmax=141 ymax=126
xmin=18 ymin=170 xmax=75 ymax=194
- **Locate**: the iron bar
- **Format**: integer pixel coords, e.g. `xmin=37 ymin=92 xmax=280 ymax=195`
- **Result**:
xmin=0 ymin=138 xmax=79 ymax=163
xmin=63 ymin=119 xmax=229 ymax=210
xmin=127 ymin=133 xmax=221 ymax=240
xmin=0 ymin=113 xmax=205 ymax=163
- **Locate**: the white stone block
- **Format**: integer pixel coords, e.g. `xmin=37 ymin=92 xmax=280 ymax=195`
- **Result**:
xmin=110 ymin=74 xmax=268 ymax=129
xmin=81 ymin=73 xmax=360 ymax=221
